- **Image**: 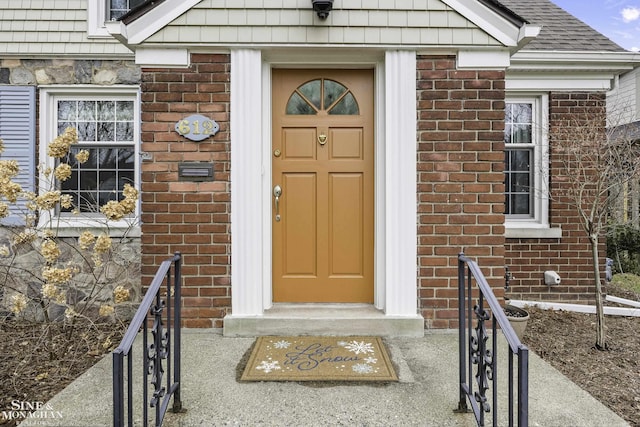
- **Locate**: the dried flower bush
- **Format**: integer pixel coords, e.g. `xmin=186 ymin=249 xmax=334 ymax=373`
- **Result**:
xmin=0 ymin=127 xmax=139 ymax=360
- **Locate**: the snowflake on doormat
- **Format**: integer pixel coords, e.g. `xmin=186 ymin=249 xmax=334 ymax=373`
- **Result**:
xmin=352 ymin=363 xmax=374 ymax=374
xmin=256 ymin=360 xmax=281 ymax=373
xmin=273 ymin=340 xmax=291 ymax=349
xmin=364 ymin=356 xmax=378 ymax=364
xmin=343 ymin=340 xmax=375 ymax=355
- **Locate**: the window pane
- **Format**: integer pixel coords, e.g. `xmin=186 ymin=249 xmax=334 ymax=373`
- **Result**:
xmin=110 ymin=0 xmax=129 ymax=20
xmin=117 ymin=149 xmax=136 ymax=168
xmin=505 ymin=103 xmax=533 ymax=145
xmin=513 ymin=172 xmax=530 ymax=192
xmin=286 ymin=92 xmax=316 ymax=115
xmin=116 ymin=101 xmax=134 ymax=121
xmin=56 ymin=94 xmax=136 ymax=214
xmin=98 ymin=148 xmax=117 ymax=169
xmin=511 ymin=194 xmax=530 ymax=215
xmin=78 ymin=122 xmax=96 ymax=142
xmin=506 ymin=103 xmax=532 ymax=124
xmin=511 ymin=150 xmax=530 ymax=171
xmin=505 ymin=149 xmax=533 ymax=216
xmin=116 ymin=122 xmax=134 ymax=141
xmin=329 ymin=92 xmax=359 ymax=115
xmin=298 ymin=80 xmax=321 ymax=110
xmin=58 ymin=121 xmax=74 ymax=135
xmin=79 ymin=170 xmax=98 ymax=190
xmin=99 ymin=171 xmax=117 ymax=192
xmin=78 ymin=101 xmax=96 ymax=120
xmin=323 ymin=80 xmax=347 ymax=109
xmin=512 ymin=124 xmax=532 ymax=143
xmin=287 ymin=78 xmax=360 ymax=116
xmin=58 ymin=101 xmax=76 ymax=120
xmin=97 ymin=122 xmax=115 ymax=141
xmin=97 ymin=101 xmax=115 ymax=121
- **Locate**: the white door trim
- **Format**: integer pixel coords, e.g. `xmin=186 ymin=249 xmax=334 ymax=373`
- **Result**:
xmin=228 ymin=49 xmax=419 ymax=320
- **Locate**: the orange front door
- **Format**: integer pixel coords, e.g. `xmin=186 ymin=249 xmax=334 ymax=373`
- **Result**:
xmin=272 ymin=69 xmax=374 ymax=303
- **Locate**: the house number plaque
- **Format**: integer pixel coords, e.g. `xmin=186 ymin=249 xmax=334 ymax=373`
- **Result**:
xmin=175 ymin=114 xmax=220 ymax=142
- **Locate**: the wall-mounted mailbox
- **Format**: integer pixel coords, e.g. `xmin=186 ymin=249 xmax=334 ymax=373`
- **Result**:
xmin=178 ymin=162 xmax=214 ymax=181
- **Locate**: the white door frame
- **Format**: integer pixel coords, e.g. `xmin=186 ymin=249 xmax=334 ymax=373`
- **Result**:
xmin=229 ymin=49 xmax=418 ymax=318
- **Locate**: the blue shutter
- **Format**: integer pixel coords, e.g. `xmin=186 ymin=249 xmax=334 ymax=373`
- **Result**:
xmin=0 ymin=86 xmax=36 ymax=226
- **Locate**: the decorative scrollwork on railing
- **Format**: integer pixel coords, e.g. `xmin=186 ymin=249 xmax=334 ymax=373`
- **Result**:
xmin=113 ymin=253 xmax=183 ymax=427
xmin=148 ymin=299 xmax=167 ymax=408
xmin=471 ymin=303 xmax=493 ymax=414
xmin=457 ymin=253 xmax=529 ymax=427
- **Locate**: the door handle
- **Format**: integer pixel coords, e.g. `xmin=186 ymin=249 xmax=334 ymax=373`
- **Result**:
xmin=273 ymin=185 xmax=282 ymax=222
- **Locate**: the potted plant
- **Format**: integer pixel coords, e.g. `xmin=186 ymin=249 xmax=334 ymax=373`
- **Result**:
xmin=503 ymin=304 xmax=529 ymax=341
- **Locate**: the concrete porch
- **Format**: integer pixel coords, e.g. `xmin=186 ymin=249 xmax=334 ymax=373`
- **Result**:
xmin=37 ymin=329 xmax=628 ymax=427
xmin=223 ymin=303 xmax=425 ymax=337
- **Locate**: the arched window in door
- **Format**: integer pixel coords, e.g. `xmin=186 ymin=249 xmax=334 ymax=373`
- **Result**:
xmin=285 ymin=79 xmax=360 ymax=115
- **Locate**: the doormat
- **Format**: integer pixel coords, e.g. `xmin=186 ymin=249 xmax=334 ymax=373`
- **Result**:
xmin=240 ymin=336 xmax=397 ymax=382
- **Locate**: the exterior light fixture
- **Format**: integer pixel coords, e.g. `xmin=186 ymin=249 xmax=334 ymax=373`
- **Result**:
xmin=311 ymin=0 xmax=334 ymax=19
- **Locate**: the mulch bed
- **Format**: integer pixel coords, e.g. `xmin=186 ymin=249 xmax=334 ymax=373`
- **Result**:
xmin=0 ymin=319 xmax=125 ymax=427
xmin=522 ymin=283 xmax=640 ymax=426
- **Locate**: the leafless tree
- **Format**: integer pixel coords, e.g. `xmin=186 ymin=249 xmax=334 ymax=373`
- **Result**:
xmin=549 ymin=107 xmax=640 ymax=349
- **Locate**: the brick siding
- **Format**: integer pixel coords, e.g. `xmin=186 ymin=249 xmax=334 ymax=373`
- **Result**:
xmin=504 ymin=92 xmax=608 ymax=304
xmin=140 ymin=54 xmax=606 ymax=329
xmin=416 ymin=55 xmax=506 ymax=329
xmin=141 ymin=54 xmax=231 ymax=328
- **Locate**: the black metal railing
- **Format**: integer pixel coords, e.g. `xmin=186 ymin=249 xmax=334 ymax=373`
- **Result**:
xmin=457 ymin=253 xmax=529 ymax=427
xmin=113 ymin=252 xmax=183 ymax=427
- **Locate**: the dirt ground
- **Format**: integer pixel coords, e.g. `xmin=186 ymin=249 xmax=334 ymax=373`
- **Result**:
xmin=0 ymin=320 xmax=125 ymax=427
xmin=0 ymin=284 xmax=638 ymax=427
xmin=522 ymin=282 xmax=640 ymax=427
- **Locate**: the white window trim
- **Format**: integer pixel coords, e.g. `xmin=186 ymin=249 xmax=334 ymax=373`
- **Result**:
xmin=38 ymin=85 xmax=141 ymax=237
xmin=87 ymin=2 xmax=110 ymax=38
xmin=504 ymin=94 xmax=562 ymax=239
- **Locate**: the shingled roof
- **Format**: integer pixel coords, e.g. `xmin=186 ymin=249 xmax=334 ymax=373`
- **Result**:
xmin=498 ymin=0 xmax=626 ymax=52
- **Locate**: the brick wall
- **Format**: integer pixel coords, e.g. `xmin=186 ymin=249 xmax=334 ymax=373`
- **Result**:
xmin=140 ymin=54 xmax=231 ymax=328
xmin=417 ymin=55 xmax=506 ymax=328
xmin=139 ymin=54 xmax=605 ymax=329
xmin=504 ymin=92 xmax=607 ymax=304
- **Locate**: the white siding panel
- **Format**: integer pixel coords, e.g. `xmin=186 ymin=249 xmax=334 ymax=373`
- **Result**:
xmin=369 ymin=11 xmax=388 ymax=27
xmin=387 ymin=11 xmax=409 ymax=27
xmin=363 ymin=28 xmax=381 ymax=44
xmin=247 ymin=10 xmax=267 ymax=25
xmin=348 ymin=11 xmax=370 ymax=27
xmin=402 ymin=28 xmax=422 ymax=44
xmin=380 ymin=28 xmax=402 ymax=44
xmin=608 ymin=69 xmax=639 ymax=124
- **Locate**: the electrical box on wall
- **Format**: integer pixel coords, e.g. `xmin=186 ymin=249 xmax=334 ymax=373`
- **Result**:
xmin=178 ymin=162 xmax=214 ymax=182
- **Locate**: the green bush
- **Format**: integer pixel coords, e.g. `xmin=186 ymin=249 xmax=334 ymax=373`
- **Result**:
xmin=607 ymin=224 xmax=640 ymax=275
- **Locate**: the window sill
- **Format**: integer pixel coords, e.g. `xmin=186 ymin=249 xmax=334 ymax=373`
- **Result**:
xmin=38 ymin=218 xmax=140 ymax=238
xmin=505 ymin=225 xmax=562 ymax=239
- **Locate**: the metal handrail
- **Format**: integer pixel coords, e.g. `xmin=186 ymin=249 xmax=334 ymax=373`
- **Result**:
xmin=113 ymin=252 xmax=183 ymax=427
xmin=457 ymin=253 xmax=529 ymax=427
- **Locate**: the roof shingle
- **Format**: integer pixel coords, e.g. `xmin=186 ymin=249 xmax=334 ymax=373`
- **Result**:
xmin=499 ymin=0 xmax=626 ymax=52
